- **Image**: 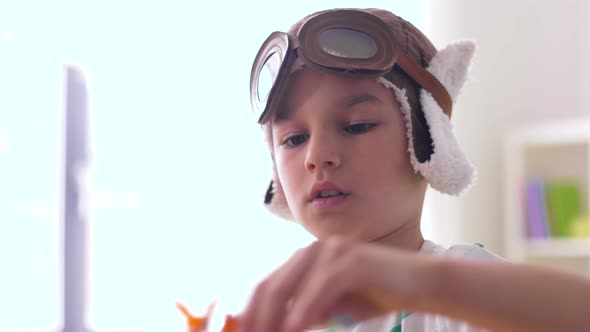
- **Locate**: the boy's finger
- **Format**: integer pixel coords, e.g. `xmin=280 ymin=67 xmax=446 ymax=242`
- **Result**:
xmin=241 ymin=242 xmax=319 ymax=332
xmin=283 ymin=241 xmax=386 ymax=332
xmin=285 ymin=244 xmax=410 ymax=331
xmin=284 ymin=266 xmax=356 ymax=332
xmin=304 ymin=293 xmax=382 ymax=328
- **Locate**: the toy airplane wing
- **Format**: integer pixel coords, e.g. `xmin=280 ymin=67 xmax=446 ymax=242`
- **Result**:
xmin=176 ymin=298 xmax=218 ymax=332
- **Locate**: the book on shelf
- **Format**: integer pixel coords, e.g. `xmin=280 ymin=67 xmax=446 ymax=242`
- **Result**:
xmin=523 ymin=178 xmax=586 ymax=238
xmin=545 ymin=181 xmax=582 ymax=237
xmin=524 ymin=178 xmax=550 ymax=238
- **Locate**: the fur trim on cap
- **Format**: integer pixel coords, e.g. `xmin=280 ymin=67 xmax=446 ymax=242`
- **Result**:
xmin=418 ymin=40 xmax=477 ymax=194
xmin=262 ymin=123 xmax=295 ymax=221
xmin=380 ymin=40 xmax=477 ymax=195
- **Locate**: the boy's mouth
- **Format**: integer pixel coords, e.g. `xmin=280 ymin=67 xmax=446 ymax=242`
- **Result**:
xmin=308 ymin=182 xmax=350 ymax=202
xmin=309 ymin=190 xmax=351 ymax=210
xmin=316 ymin=190 xmax=346 ymax=198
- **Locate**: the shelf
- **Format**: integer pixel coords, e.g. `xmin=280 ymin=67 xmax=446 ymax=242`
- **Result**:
xmin=504 ymin=117 xmax=590 ymax=274
xmin=507 ymin=116 xmax=590 ymax=147
xmin=525 ymin=238 xmax=590 ymax=257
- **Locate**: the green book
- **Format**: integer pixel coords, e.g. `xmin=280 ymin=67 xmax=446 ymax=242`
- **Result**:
xmin=545 ymin=182 xmax=582 ymax=237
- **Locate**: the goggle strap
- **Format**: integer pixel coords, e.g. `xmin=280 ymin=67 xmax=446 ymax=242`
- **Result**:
xmin=396 ymin=51 xmax=453 ymax=117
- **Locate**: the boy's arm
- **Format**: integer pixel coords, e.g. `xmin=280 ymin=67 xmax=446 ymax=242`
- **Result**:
xmin=419 ymin=258 xmax=590 ymax=332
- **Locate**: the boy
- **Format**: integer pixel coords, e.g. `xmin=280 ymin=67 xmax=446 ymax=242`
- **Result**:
xmin=240 ymin=8 xmax=504 ymax=332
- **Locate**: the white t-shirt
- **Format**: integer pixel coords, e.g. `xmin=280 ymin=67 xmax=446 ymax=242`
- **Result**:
xmin=307 ymin=240 xmax=505 ymax=332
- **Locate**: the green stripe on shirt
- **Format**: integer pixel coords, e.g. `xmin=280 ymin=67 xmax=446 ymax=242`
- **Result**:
xmin=390 ymin=312 xmax=412 ymax=332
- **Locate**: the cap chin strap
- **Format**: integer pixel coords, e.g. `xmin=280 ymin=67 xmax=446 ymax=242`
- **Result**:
xmin=396 ymin=51 xmax=453 ymax=118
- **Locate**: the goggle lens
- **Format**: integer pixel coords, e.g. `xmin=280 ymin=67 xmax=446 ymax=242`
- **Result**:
xmin=318 ymin=28 xmax=378 ymax=59
xmin=257 ymin=51 xmax=282 ymax=103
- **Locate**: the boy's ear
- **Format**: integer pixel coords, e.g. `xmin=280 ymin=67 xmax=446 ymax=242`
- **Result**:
xmin=427 ymin=40 xmax=476 ymax=102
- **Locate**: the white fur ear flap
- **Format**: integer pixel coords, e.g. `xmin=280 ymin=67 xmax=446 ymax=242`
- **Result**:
xmin=261 ymin=124 xmax=296 ymax=221
xmin=427 ymin=40 xmax=476 ymax=102
xmin=415 ymin=39 xmax=477 ymax=195
xmin=265 ymin=174 xmax=296 ymax=221
xmin=418 ymin=92 xmax=476 ymax=195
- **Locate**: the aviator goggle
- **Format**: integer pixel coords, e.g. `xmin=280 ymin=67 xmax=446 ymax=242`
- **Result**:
xmin=250 ymin=9 xmax=453 ymax=124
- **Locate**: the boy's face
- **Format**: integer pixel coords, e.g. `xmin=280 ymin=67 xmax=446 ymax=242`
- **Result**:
xmin=271 ymin=68 xmax=427 ymax=241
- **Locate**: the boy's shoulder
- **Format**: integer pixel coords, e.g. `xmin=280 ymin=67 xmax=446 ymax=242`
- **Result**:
xmin=420 ymin=240 xmax=506 ymax=262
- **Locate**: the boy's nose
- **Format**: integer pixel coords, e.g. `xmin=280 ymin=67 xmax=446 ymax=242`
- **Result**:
xmin=304 ymin=138 xmax=342 ymax=172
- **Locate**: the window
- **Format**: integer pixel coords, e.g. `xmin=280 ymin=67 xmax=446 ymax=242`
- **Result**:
xmin=0 ymin=34 xmax=61 ymax=331
xmin=1 ymin=1 xmax=426 ymax=331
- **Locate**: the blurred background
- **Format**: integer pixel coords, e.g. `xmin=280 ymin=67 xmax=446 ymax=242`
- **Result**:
xmin=1 ymin=0 xmax=589 ymax=331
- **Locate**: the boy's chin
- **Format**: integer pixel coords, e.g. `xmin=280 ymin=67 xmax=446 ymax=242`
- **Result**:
xmin=299 ymin=215 xmax=368 ymax=240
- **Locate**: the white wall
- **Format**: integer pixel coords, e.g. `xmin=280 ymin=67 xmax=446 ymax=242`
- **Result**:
xmin=425 ymin=0 xmax=590 ymax=254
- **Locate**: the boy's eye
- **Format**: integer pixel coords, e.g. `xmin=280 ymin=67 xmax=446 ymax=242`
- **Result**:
xmin=282 ymin=134 xmax=309 ymax=147
xmin=345 ymin=123 xmax=377 ymax=134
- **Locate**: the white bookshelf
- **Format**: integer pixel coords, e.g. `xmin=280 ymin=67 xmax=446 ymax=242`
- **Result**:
xmin=525 ymin=238 xmax=590 ymax=257
xmin=503 ymin=117 xmax=590 ymax=274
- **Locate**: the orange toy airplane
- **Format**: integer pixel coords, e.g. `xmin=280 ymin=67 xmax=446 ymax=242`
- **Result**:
xmin=176 ymin=298 xmax=239 ymax=332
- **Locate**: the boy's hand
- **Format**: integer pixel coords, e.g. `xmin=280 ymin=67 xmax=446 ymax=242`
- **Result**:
xmin=237 ymin=236 xmax=431 ymax=332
